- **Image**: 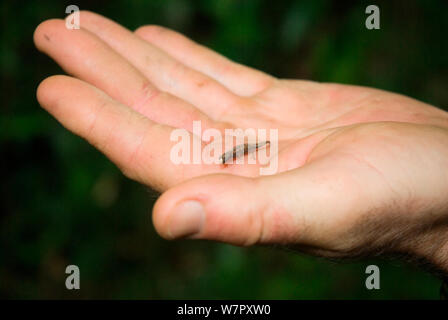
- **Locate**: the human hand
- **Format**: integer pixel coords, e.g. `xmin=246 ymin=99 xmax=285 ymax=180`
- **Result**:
xmin=34 ymin=12 xmax=448 ymax=271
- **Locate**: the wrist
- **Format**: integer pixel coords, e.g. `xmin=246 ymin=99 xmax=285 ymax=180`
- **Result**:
xmin=405 ymin=228 xmax=448 ymax=276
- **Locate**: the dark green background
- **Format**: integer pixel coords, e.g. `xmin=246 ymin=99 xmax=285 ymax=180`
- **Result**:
xmin=1 ymin=0 xmax=447 ymax=299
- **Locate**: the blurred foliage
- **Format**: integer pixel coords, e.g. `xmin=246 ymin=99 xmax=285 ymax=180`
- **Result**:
xmin=1 ymin=0 xmax=447 ymax=299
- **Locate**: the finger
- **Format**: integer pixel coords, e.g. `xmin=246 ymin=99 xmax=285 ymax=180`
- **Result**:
xmin=152 ymin=156 xmax=361 ymax=249
xmin=77 ymin=11 xmax=240 ymax=118
xmin=36 ymin=75 xmax=217 ymax=190
xmin=135 ymin=25 xmax=275 ymax=97
xmin=34 ymin=19 xmax=213 ymax=131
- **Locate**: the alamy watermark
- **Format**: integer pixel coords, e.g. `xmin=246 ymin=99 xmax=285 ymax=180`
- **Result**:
xmin=65 ymin=265 xmax=80 ymax=290
xmin=65 ymin=5 xmax=80 ymax=29
xmin=170 ymin=121 xmax=279 ymax=175
xmin=365 ymin=265 xmax=380 ymax=290
xmin=365 ymin=5 xmax=380 ymax=30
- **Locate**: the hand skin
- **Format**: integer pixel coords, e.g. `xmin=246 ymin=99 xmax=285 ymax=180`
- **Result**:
xmin=34 ymin=12 xmax=448 ymax=273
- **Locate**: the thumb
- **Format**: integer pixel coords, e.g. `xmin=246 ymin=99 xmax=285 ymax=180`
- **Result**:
xmin=153 ymin=173 xmax=284 ymax=246
xmin=152 ymin=161 xmax=359 ymax=247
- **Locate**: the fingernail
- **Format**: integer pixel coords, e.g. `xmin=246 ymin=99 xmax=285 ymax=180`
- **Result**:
xmin=168 ymin=200 xmax=205 ymax=239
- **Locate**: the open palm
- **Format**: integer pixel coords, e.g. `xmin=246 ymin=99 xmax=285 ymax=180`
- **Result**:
xmin=35 ymin=12 xmax=448 ymax=267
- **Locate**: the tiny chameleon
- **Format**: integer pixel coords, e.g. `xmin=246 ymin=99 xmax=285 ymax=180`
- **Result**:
xmin=219 ymin=141 xmax=270 ymax=164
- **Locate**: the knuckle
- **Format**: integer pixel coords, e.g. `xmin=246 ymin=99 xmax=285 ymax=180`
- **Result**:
xmin=135 ymin=25 xmax=166 ymax=37
xmin=195 ymin=77 xmax=212 ymax=89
